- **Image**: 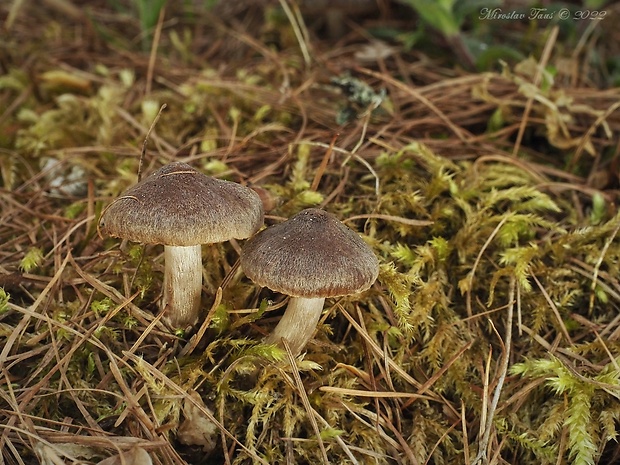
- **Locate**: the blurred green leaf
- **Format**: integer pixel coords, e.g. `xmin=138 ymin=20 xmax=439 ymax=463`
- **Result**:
xmin=400 ymin=0 xmax=460 ymax=37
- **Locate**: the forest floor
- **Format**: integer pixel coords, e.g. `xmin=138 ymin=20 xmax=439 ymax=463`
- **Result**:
xmin=1 ymin=1 xmax=620 ymax=464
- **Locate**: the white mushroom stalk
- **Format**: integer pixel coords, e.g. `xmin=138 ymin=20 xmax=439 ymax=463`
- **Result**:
xmin=265 ymin=297 xmax=325 ymax=355
xmin=163 ymin=245 xmax=203 ymax=328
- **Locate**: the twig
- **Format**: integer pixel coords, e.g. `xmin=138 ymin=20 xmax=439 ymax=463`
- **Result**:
xmin=138 ymin=104 xmax=167 ymax=181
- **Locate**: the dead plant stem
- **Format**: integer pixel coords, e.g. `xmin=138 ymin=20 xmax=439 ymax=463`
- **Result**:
xmin=283 ymin=340 xmax=329 ymax=465
xmin=511 ymin=26 xmax=558 ymax=157
xmin=466 ymin=214 xmax=511 ymax=318
xmin=472 ymin=275 xmax=515 ymax=465
xmin=145 ymin=6 xmax=165 ymax=97
xmin=588 ymin=215 xmax=620 ymax=314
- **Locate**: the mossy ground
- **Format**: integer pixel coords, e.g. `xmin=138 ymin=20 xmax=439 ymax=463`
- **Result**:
xmin=1 ymin=1 xmax=620 ymax=464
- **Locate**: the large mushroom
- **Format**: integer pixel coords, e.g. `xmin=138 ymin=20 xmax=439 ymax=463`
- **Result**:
xmin=100 ymin=162 xmax=264 ymax=330
xmin=240 ymin=208 xmax=379 ymax=355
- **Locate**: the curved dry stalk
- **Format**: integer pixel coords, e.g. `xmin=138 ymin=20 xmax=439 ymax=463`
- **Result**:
xmin=472 ymin=275 xmax=515 ymax=465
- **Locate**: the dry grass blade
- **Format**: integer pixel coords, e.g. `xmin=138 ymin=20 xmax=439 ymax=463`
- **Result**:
xmin=587 ymin=216 xmax=620 ymax=314
xmin=0 ymin=252 xmax=71 ymax=372
xmin=319 ymin=386 xmax=434 ymax=400
xmin=311 ymin=133 xmax=338 ymax=191
xmin=120 ymin=352 xmax=270 ymax=465
xmin=178 ymin=287 xmax=222 ymax=357
xmin=145 ymin=6 xmax=165 ymax=98
xmin=512 ymin=26 xmax=559 ymax=157
xmin=340 ymin=307 xmax=425 ymax=393
xmin=531 ymin=273 xmax=572 ymax=343
xmin=343 ymin=214 xmax=433 ymax=227
xmin=278 ymin=0 xmax=312 ymax=66
xmin=282 ymin=340 xmax=329 ymax=465
xmin=472 ymin=276 xmax=515 ymax=465
xmin=465 ymin=214 xmax=511 ymax=318
xmin=356 ymin=67 xmax=471 ymax=143
xmin=401 ymin=341 xmax=473 ymax=410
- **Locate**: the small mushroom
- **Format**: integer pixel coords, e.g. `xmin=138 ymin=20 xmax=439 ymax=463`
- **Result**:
xmin=100 ymin=162 xmax=264 ymax=329
xmin=240 ymin=208 xmax=379 ymax=355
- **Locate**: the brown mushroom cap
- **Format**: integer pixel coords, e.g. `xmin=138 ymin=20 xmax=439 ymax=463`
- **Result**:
xmin=100 ymin=162 xmax=264 ymax=246
xmin=240 ymin=208 xmax=379 ymax=298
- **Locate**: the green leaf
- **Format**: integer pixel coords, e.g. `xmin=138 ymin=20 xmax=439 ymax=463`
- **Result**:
xmin=400 ymin=0 xmax=460 ymax=36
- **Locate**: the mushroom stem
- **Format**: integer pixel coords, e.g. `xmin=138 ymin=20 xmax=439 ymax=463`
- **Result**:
xmin=265 ymin=297 xmax=326 ymax=356
xmin=163 ymin=244 xmax=203 ymax=329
